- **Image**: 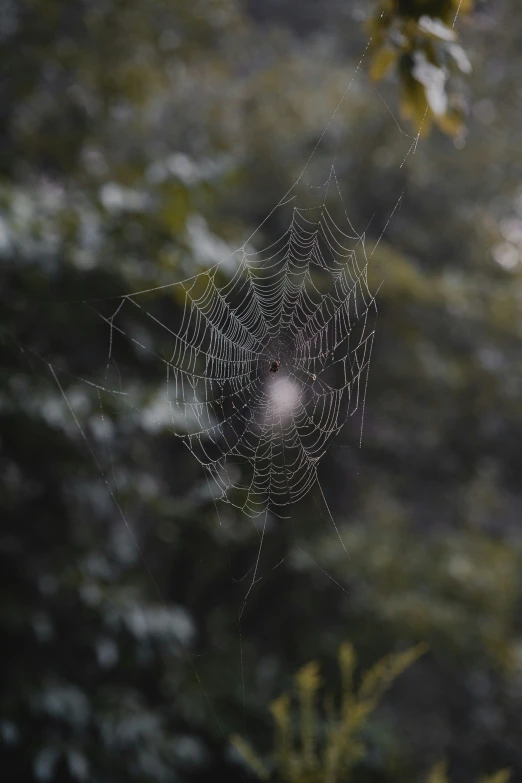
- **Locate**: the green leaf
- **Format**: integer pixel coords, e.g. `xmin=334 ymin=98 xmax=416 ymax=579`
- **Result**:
xmin=230 ymin=735 xmax=270 ymax=780
xmin=427 ymin=761 xmax=449 ymax=783
xmin=411 ymin=51 xmax=448 ymax=117
xmin=370 ymin=47 xmax=399 ymax=81
xmin=447 ymin=43 xmax=472 ymax=74
xmin=400 ymin=66 xmax=433 ymax=136
xmin=435 ymin=109 xmax=465 ymax=137
xmin=418 ymin=16 xmax=457 ymax=42
xmin=478 ymin=770 xmax=512 ymax=783
xmin=452 ymin=0 xmax=474 ymax=14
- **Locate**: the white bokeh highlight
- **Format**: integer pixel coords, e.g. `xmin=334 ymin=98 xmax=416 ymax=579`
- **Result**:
xmin=269 ymin=377 xmax=300 ymax=421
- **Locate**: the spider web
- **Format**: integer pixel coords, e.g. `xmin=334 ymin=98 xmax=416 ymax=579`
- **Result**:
xmin=96 ymin=166 xmax=377 ymax=520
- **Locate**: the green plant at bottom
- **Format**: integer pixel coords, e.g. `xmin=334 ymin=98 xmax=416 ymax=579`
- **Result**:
xmin=231 ymin=642 xmax=511 ymax=783
xmin=231 ymin=641 xmax=427 ymax=782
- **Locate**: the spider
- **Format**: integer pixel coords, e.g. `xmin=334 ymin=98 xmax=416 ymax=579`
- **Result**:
xmin=269 ymin=360 xmax=280 ymax=374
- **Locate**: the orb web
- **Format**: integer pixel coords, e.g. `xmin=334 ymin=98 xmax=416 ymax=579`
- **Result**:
xmin=99 ymin=165 xmax=377 ymax=519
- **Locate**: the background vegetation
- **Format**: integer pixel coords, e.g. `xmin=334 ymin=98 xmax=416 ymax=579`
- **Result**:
xmin=2 ymin=1 xmax=522 ymax=781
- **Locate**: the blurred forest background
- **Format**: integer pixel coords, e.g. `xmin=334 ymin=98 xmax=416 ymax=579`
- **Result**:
xmin=2 ymin=1 xmax=522 ymax=781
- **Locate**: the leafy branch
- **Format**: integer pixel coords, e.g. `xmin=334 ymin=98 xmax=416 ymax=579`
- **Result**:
xmin=369 ymin=0 xmax=474 ymax=136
